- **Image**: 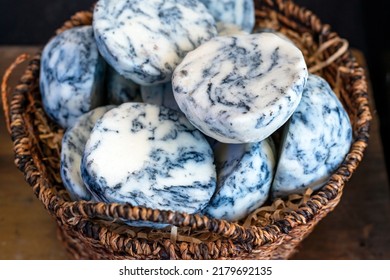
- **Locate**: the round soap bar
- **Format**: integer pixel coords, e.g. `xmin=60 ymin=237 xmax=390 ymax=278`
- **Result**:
xmin=172 ymin=33 xmax=308 ymax=143
xmin=40 ymin=26 xmax=106 ymax=128
xmin=199 ymin=0 xmax=255 ymax=33
xmin=81 ymin=103 xmax=216 ymax=214
xmin=93 ymin=0 xmax=217 ymax=85
xmin=60 ymin=105 xmax=115 ymax=201
xmin=271 ymin=74 xmax=353 ymax=198
xmin=203 ymin=138 xmax=276 ymax=221
xmin=106 ymin=66 xmax=142 ymax=105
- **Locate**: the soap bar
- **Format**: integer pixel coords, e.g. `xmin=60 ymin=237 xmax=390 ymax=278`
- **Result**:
xmin=40 ymin=26 xmax=106 ymax=128
xmin=141 ymin=82 xmax=180 ymax=111
xmin=271 ymin=74 xmax=353 ymax=198
xmin=199 ymin=0 xmax=255 ymax=33
xmin=93 ymin=0 xmax=217 ymax=85
xmin=203 ymin=138 xmax=276 ymax=221
xmin=81 ymin=103 xmax=216 ymax=214
xmin=172 ymin=33 xmax=308 ymax=143
xmin=106 ymin=66 xmax=142 ymax=105
xmin=60 ymin=105 xmax=115 ymax=201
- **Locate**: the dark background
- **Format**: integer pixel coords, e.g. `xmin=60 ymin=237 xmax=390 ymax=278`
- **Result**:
xmin=1 ymin=0 xmax=389 ymax=177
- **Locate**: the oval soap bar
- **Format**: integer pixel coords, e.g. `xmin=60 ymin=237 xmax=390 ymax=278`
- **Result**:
xmin=60 ymin=105 xmax=115 ymax=201
xmin=199 ymin=0 xmax=255 ymax=33
xmin=93 ymin=0 xmax=217 ymax=85
xmin=81 ymin=103 xmax=216 ymax=214
xmin=204 ymin=138 xmax=276 ymax=221
xmin=141 ymin=82 xmax=180 ymax=112
xmin=172 ymin=33 xmax=308 ymax=143
xmin=40 ymin=26 xmax=106 ymax=128
xmin=271 ymin=74 xmax=353 ymax=198
xmin=216 ymin=22 xmax=249 ymax=36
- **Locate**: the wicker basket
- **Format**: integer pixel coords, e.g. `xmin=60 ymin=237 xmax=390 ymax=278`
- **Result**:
xmin=1 ymin=0 xmax=371 ymax=260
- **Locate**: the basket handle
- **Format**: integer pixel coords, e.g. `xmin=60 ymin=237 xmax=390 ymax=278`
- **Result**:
xmin=308 ymin=37 xmax=349 ymax=73
xmin=1 ymin=53 xmax=30 ymax=134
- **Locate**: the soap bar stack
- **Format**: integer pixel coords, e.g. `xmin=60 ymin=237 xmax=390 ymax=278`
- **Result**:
xmin=39 ymin=0 xmax=353 ymax=226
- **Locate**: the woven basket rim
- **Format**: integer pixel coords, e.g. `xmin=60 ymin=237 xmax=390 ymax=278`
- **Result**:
xmin=2 ymin=0 xmax=372 ymax=259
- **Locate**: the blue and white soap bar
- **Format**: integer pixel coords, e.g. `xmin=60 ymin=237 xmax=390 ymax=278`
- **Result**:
xmin=81 ymin=103 xmax=216 ymax=214
xmin=203 ymin=138 xmax=276 ymax=221
xmin=93 ymin=0 xmax=217 ymax=86
xmin=60 ymin=105 xmax=115 ymax=201
xmin=106 ymin=66 xmax=142 ymax=105
xmin=199 ymin=0 xmax=255 ymax=33
xmin=271 ymin=74 xmax=353 ymax=198
xmin=141 ymin=82 xmax=180 ymax=112
xmin=172 ymin=33 xmax=308 ymax=143
xmin=40 ymin=26 xmax=106 ymax=128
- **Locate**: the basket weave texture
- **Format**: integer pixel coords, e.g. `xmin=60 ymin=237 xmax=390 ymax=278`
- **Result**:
xmin=2 ymin=0 xmax=371 ymax=260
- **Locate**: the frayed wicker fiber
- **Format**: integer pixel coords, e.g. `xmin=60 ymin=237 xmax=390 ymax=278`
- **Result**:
xmin=1 ymin=0 xmax=371 ymax=260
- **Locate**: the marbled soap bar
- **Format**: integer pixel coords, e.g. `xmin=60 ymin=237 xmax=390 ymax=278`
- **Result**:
xmin=81 ymin=103 xmax=216 ymax=214
xmin=141 ymin=82 xmax=180 ymax=111
xmin=199 ymin=0 xmax=255 ymax=33
xmin=40 ymin=26 xmax=106 ymax=128
xmin=204 ymin=138 xmax=276 ymax=221
xmin=60 ymin=105 xmax=115 ymax=201
xmin=172 ymin=33 xmax=308 ymax=143
xmin=93 ymin=0 xmax=217 ymax=85
xmin=271 ymin=74 xmax=353 ymax=198
xmin=106 ymin=66 xmax=142 ymax=105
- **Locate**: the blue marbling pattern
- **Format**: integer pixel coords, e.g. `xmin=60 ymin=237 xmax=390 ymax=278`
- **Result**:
xmin=60 ymin=105 xmax=115 ymax=201
xmin=141 ymin=82 xmax=180 ymax=111
xmin=271 ymin=74 xmax=353 ymax=198
xmin=40 ymin=26 xmax=106 ymax=128
xmin=199 ymin=0 xmax=255 ymax=33
xmin=122 ymin=220 xmax=170 ymax=229
xmin=81 ymin=103 xmax=216 ymax=214
xmin=203 ymin=138 xmax=276 ymax=221
xmin=106 ymin=66 xmax=142 ymax=105
xmin=172 ymin=33 xmax=308 ymax=143
xmin=93 ymin=0 xmax=217 ymax=85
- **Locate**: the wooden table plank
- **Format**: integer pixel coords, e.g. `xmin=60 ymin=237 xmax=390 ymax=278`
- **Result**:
xmin=0 ymin=46 xmax=389 ymax=260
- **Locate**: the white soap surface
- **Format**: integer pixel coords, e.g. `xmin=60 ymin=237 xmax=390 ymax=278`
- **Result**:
xmin=172 ymin=33 xmax=308 ymax=143
xmin=81 ymin=103 xmax=216 ymax=214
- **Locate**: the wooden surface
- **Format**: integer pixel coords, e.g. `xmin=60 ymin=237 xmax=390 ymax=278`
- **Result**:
xmin=1 ymin=46 xmax=390 ymax=260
